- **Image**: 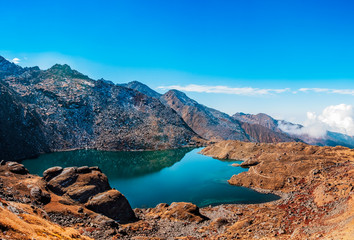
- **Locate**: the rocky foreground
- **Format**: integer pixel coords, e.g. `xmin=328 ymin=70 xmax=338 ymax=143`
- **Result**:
xmin=1 ymin=141 xmax=353 ymax=239
xmin=201 ymin=141 xmax=354 ymax=239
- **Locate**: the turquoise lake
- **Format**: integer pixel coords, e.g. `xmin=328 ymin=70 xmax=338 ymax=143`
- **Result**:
xmin=21 ymin=148 xmax=280 ymax=208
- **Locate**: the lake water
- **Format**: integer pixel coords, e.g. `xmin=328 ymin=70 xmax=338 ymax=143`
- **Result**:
xmin=21 ymin=148 xmax=280 ymax=208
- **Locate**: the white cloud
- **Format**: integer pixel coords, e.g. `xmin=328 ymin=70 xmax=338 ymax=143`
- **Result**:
xmin=318 ymin=104 xmax=354 ymax=135
xmin=279 ymin=104 xmax=354 ymax=138
xmin=299 ymin=88 xmax=354 ymax=96
xmin=11 ymin=58 xmax=20 ymax=64
xmin=158 ymin=84 xmax=290 ymax=96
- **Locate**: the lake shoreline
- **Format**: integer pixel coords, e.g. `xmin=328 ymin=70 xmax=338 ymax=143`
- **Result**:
xmin=21 ymin=147 xmax=279 ymax=209
xmin=1 ymin=141 xmax=353 ymax=239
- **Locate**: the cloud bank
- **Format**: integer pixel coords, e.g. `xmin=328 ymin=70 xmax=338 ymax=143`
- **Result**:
xmin=299 ymin=88 xmax=354 ymax=96
xmin=279 ymin=104 xmax=354 ymax=138
xmin=158 ymin=84 xmax=290 ymax=96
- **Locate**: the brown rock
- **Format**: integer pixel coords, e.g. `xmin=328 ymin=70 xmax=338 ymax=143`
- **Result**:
xmin=46 ymin=166 xmax=110 ymax=203
xmin=46 ymin=167 xmax=78 ymax=195
xmin=66 ymin=185 xmax=100 ymax=203
xmin=43 ymin=166 xmax=63 ymax=181
xmin=85 ymin=189 xmax=136 ymax=223
xmin=30 ymin=186 xmax=51 ymax=204
xmin=147 ymin=202 xmax=208 ymax=223
xmin=77 ymin=166 xmax=90 ymax=173
xmin=7 ymin=162 xmax=29 ymax=175
xmin=240 ymin=159 xmax=259 ymax=167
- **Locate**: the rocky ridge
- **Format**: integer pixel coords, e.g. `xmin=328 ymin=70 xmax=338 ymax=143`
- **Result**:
xmin=119 ymin=80 xmax=162 ymax=99
xmin=123 ymin=81 xmax=301 ymax=143
xmin=0 ymin=56 xmax=200 ymax=161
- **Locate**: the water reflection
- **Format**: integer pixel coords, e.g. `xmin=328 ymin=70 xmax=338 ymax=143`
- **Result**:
xmin=22 ymin=148 xmax=193 ymax=179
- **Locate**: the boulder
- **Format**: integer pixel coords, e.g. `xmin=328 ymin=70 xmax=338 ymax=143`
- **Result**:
xmin=43 ymin=166 xmax=63 ymax=181
xmin=66 ymin=185 xmax=101 ymax=203
xmin=30 ymin=186 xmax=51 ymax=204
xmin=45 ymin=166 xmax=110 ymax=202
xmin=77 ymin=166 xmax=90 ymax=173
xmin=46 ymin=167 xmax=78 ymax=195
xmin=147 ymin=202 xmax=208 ymax=223
xmin=7 ymin=162 xmax=29 ymax=175
xmin=85 ymin=189 xmax=136 ymax=223
xmin=42 ymin=165 xmax=135 ymax=222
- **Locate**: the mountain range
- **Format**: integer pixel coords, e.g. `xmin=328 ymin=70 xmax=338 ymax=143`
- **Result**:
xmin=121 ymin=79 xmax=354 ymax=148
xmin=1 ymin=56 xmax=353 ymax=161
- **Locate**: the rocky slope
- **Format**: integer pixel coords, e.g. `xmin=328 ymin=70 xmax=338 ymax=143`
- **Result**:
xmin=160 ymin=89 xmax=250 ymax=141
xmin=234 ymin=112 xmax=354 ymax=148
xmin=232 ymin=112 xmax=300 ymax=132
xmin=160 ymin=89 xmax=301 ymax=143
xmin=239 ymin=121 xmax=296 ymax=143
xmin=121 ymin=81 xmax=298 ymax=143
xmin=0 ymin=81 xmax=49 ymax=160
xmin=0 ymin=56 xmax=199 ymax=161
xmin=201 ymin=141 xmax=354 ymax=239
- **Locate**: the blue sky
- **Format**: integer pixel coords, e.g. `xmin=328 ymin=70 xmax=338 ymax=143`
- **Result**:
xmin=1 ymin=0 xmax=354 ymax=124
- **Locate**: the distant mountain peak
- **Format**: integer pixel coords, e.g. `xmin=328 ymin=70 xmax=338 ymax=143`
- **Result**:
xmin=120 ymin=80 xmax=162 ymax=99
xmin=49 ymin=63 xmax=72 ymax=71
xmin=256 ymin=113 xmax=270 ymax=117
xmin=0 ymin=55 xmax=25 ymax=79
xmin=46 ymin=63 xmax=89 ymax=79
xmin=167 ymin=89 xmax=186 ymax=96
xmin=129 ymin=80 xmax=143 ymax=85
xmin=163 ymin=89 xmax=199 ymax=106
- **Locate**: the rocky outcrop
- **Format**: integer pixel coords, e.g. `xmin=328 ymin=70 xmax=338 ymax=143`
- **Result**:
xmin=0 ymin=57 xmax=199 ymax=161
xmin=42 ymin=166 xmax=136 ymax=222
xmin=6 ymin=162 xmax=29 ymax=175
xmin=85 ymin=190 xmax=136 ymax=223
xmin=146 ymin=202 xmax=208 ymax=223
xmin=0 ymin=162 xmax=137 ymax=239
xmin=45 ymin=166 xmax=110 ymax=201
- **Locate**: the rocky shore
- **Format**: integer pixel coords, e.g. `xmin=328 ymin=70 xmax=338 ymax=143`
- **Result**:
xmin=201 ymin=141 xmax=354 ymax=239
xmin=1 ymin=141 xmax=353 ymax=239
